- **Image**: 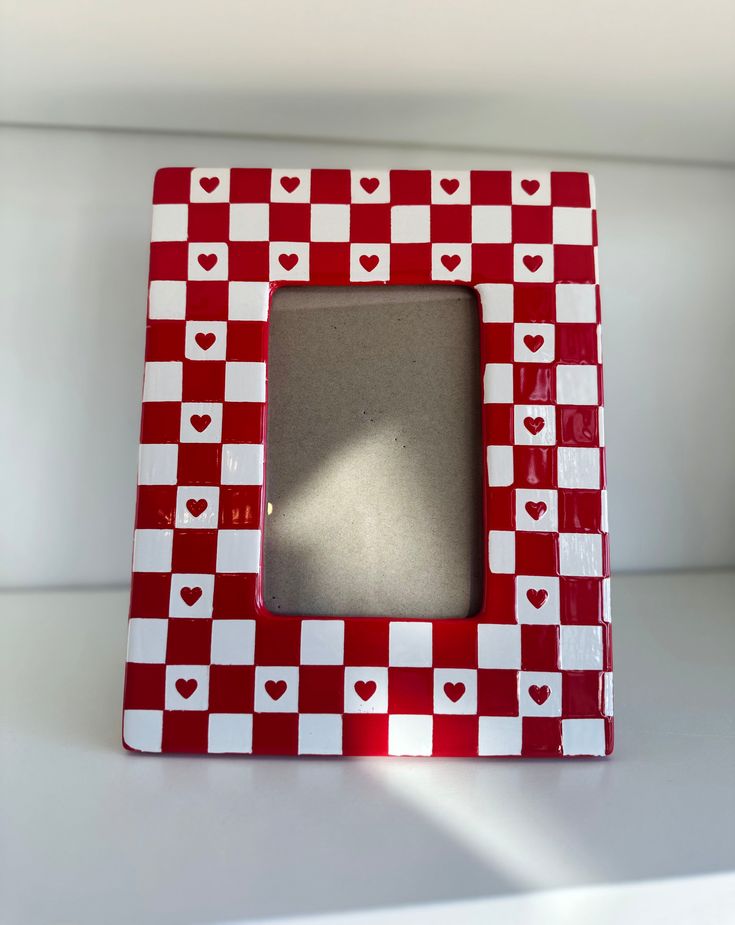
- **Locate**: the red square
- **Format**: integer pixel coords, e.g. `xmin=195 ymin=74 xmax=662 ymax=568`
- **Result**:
xmin=130 ymin=573 xmax=171 ymax=617
xmin=342 ymin=714 xmax=389 ymax=755
xmin=136 ymin=485 xmax=177 ymax=529
xmin=390 ymin=170 xmax=431 ymax=205
xmin=558 ymin=406 xmax=599 ymax=446
xmin=515 ymin=365 xmax=554 ymax=403
xmin=482 ymin=574 xmax=516 ymax=623
xmin=212 ymin=574 xmax=258 ymax=618
xmin=226 ymin=322 xmax=268 ymax=361
xmin=514 ymin=284 xmax=555 ymax=323
xmin=515 ymin=532 xmax=557 ymax=576
xmin=186 ymin=281 xmax=228 ymax=321
xmin=559 ymin=489 xmax=602 ymax=532
xmin=481 ymin=322 xmax=513 ymax=362
xmin=149 ymin=242 xmax=187 ymax=280
xmin=209 ymin=665 xmax=255 ymax=712
xmin=270 ymin=203 xmax=310 ymax=242
xmin=343 ymin=620 xmax=389 ymax=666
xmin=514 ymin=447 xmax=555 ymax=488
xmin=166 ymin=619 xmax=212 ymax=664
xmin=512 ymin=206 xmax=552 ymax=243
xmin=145 ymin=321 xmax=185 ymax=361
xmin=309 ymin=243 xmax=350 ymax=284
xmin=388 ymin=668 xmax=433 ymax=714
xmin=252 ymin=714 xmax=299 ymax=755
xmin=254 ymin=618 xmax=301 ymax=665
xmin=219 ymin=486 xmax=262 ymax=528
xmin=389 ymin=244 xmax=431 ymax=283
xmin=557 ymin=325 xmax=598 ymax=364
xmin=555 ymin=245 xmax=596 ymax=283
xmin=171 ymin=530 xmax=218 ymax=573
xmin=487 ymin=488 xmax=514 ymax=530
xmin=470 ymin=171 xmax=511 ymax=205
xmin=221 ymin=403 xmax=265 ymax=443
xmin=431 ymin=205 xmax=471 ymax=242
xmin=551 ymin=172 xmax=591 ymax=208
xmin=432 ymin=621 xmax=478 ymax=668
xmin=483 ymin=404 xmax=513 ymax=445
xmin=153 ymin=168 xmax=191 ymax=204
xmin=229 ymin=242 xmax=269 ymax=281
xmin=477 ymin=669 xmax=518 ymax=715
xmin=188 ymin=203 xmax=230 ymax=242
xmin=311 ymin=169 xmax=351 ymax=203
xmin=560 ymin=578 xmax=603 ymax=624
xmin=472 ymin=244 xmax=513 ymax=282
xmin=182 ymin=361 xmax=225 ymax=402
xmin=521 ymin=625 xmax=559 ymax=671
xmin=124 ymin=663 xmax=165 ymax=709
xmin=433 ymin=715 xmax=478 ymax=756
xmin=230 ymin=168 xmax=271 ymax=203
xmin=177 ymin=444 xmax=221 ymax=485
xmin=522 ymin=717 xmax=562 ymax=756
xmin=563 ymin=671 xmax=604 ymax=718
xmin=161 ymin=712 xmax=209 ymax=754
xmin=350 ymin=204 xmax=391 ymax=242
xmin=299 ymin=666 xmax=344 ymax=713
xmin=140 ymin=403 xmax=180 ymax=443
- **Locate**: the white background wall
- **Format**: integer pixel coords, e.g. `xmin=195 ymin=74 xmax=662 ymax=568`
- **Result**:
xmin=1 ymin=1 xmax=734 ymax=587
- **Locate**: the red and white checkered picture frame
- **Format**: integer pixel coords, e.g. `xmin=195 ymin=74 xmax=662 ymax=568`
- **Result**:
xmin=122 ymin=167 xmax=612 ymax=758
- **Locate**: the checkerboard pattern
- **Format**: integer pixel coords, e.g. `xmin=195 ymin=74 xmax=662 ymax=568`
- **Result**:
xmin=123 ymin=168 xmax=612 ymax=757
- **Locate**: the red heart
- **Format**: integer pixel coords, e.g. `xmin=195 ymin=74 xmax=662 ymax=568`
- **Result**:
xmin=279 ymin=253 xmax=298 ymax=271
xmin=199 ymin=176 xmax=220 ymax=193
xmin=525 ymin=501 xmax=547 ymax=521
xmin=186 ymin=498 xmax=208 ymax=517
xmin=197 ymin=253 xmax=218 ymax=271
xmin=441 ymin=254 xmax=461 ymax=272
xmin=521 ymin=179 xmax=540 ymax=195
xmin=180 ymin=586 xmax=203 ymax=606
xmin=360 ymin=177 xmax=380 ymax=194
xmin=524 ymin=416 xmax=545 ymax=435
xmin=195 ymin=332 xmax=216 ymax=351
xmin=360 ymin=254 xmax=379 ymax=272
xmin=526 ymin=589 xmax=548 ymax=609
xmin=175 ymin=678 xmax=198 ymax=699
xmin=443 ymin=682 xmax=466 ymax=703
xmin=190 ymin=414 xmax=211 ymax=433
xmin=440 ymin=178 xmax=459 ymax=194
xmin=523 ymin=334 xmax=544 ymax=353
xmin=523 ymin=255 xmax=543 ymax=273
xmin=265 ymin=679 xmax=287 ymax=700
xmin=354 ymin=680 xmax=377 ymax=701
xmin=280 ymin=176 xmax=300 ymax=193
xmin=529 ymin=684 xmax=551 ymax=705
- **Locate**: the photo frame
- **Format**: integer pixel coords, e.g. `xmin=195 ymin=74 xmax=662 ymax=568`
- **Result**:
xmin=122 ymin=167 xmax=612 ymax=757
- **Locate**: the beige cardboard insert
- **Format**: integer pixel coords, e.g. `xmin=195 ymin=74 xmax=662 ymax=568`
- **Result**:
xmin=264 ymin=286 xmax=483 ymax=618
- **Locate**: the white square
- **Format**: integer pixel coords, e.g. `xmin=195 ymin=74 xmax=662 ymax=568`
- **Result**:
xmin=180 ymin=403 xmax=222 ymax=443
xmin=216 ymin=530 xmax=261 ymax=573
xmin=514 ymin=405 xmax=556 ymax=446
xmin=191 ymin=168 xmax=230 ymax=203
xmin=123 ymin=710 xmax=163 ymax=753
xmin=175 ymin=486 xmax=219 ymax=529
xmin=511 ymin=172 xmax=551 ymax=206
xmin=432 ymin=244 xmax=471 ymax=281
xmin=133 ymin=529 xmax=173 ymax=573
xmin=389 ymin=715 xmax=433 ymax=756
xmin=148 ymin=280 xmax=186 ymax=320
xmin=488 ymin=531 xmax=515 ymax=574
xmin=127 ymin=619 xmax=168 ymax=663
xmin=602 ymin=578 xmax=612 ymax=622
xmin=604 ymin=672 xmax=614 ymax=715
xmin=299 ymin=714 xmax=343 ymax=755
xmin=561 ymin=625 xmax=603 ymax=670
xmin=169 ymin=574 xmax=215 ymax=618
xmin=520 ymin=671 xmax=561 ymax=717
xmin=185 ymin=321 xmax=227 ymax=361
xmin=229 ymin=282 xmax=270 ymax=321
xmin=221 ymin=444 xmax=264 ymax=485
xmin=138 ymin=443 xmax=178 ymax=485
xmin=270 ymin=242 xmax=309 ymax=281
xmin=478 ymin=717 xmax=522 ymax=756
xmin=301 ymin=620 xmax=345 ymax=665
xmin=483 ymin=363 xmax=513 ymax=404
xmin=311 ymin=204 xmax=350 ymax=242
xmin=209 ymin=713 xmax=253 ymax=754
xmin=472 ymin=206 xmax=512 ymax=243
xmin=389 ymin=622 xmax=432 ymax=667
xmin=188 ymin=243 xmax=228 ymax=281
xmin=230 ymin=203 xmax=269 ymax=241
xmin=515 ymin=488 xmax=558 ymax=532
xmin=391 ymin=205 xmax=430 ymax=243
xmin=433 ymin=669 xmax=477 ymax=715
xmin=350 ymin=244 xmax=389 ymax=282
xmin=516 ymin=576 xmax=560 ymax=625
xmin=255 ymin=666 xmax=299 ymax=712
xmin=351 ymin=170 xmax=390 ymax=203
xmin=165 ymin=665 xmax=209 ymax=711
xmin=553 ymin=207 xmax=593 ymax=245
xmin=559 ymin=533 xmax=603 ymax=577
xmin=556 ymin=284 xmax=597 ymax=323
xmin=558 ymin=447 xmax=601 ymax=489
xmin=225 ymin=362 xmax=266 ymax=402
xmin=562 ymin=719 xmax=606 ymax=756
xmin=143 ymin=362 xmax=182 ymax=402
xmin=344 ymin=667 xmax=388 ymax=713
xmin=271 ymin=169 xmax=310 ymax=203
xmin=557 ymin=365 xmax=599 ymax=406
xmin=431 ymin=171 xmax=470 ymax=204
xmin=211 ymin=620 xmax=256 ymax=665
xmin=478 ymin=623 xmax=521 ymax=669
xmin=514 ymin=324 xmax=555 ymax=363
xmin=476 ymin=284 xmax=514 ymax=323
xmin=151 ymin=204 xmax=188 ymax=242
xmin=514 ymin=244 xmax=553 ymax=283
xmin=487 ymin=445 xmax=513 ymax=487
xmin=599 ymin=407 xmax=606 ymax=447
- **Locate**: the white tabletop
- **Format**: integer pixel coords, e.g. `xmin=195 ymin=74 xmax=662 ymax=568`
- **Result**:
xmin=1 ymin=571 xmax=734 ymax=925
